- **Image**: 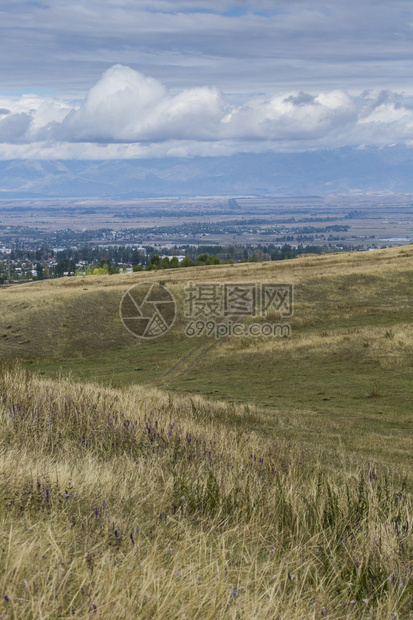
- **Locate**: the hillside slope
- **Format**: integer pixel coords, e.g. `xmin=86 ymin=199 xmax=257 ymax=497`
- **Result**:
xmin=0 ymin=367 xmax=411 ymax=618
xmin=1 ymin=245 xmax=412 ymax=471
xmin=1 ymin=247 xmax=413 ymax=617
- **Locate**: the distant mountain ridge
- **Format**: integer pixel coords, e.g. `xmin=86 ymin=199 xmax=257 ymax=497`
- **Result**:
xmin=1 ymin=146 xmax=413 ymax=198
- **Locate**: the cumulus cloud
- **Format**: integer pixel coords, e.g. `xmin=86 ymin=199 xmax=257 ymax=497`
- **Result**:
xmin=0 ymin=112 xmax=32 ymax=143
xmin=1 ymin=65 xmax=413 ymax=158
xmin=53 ymin=65 xmax=226 ymax=142
xmin=221 ymin=89 xmax=357 ymax=142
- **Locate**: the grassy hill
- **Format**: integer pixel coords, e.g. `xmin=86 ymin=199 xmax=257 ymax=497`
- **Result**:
xmin=1 ymin=245 xmax=412 ymax=472
xmin=0 ymin=246 xmax=412 ymax=617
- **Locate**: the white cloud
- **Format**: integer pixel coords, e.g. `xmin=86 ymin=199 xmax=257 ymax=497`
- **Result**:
xmin=221 ymin=89 xmax=357 ymax=141
xmin=0 ymin=113 xmax=32 ymax=143
xmin=1 ymin=65 xmax=413 ymax=158
xmin=54 ymin=66 xmax=226 ymax=142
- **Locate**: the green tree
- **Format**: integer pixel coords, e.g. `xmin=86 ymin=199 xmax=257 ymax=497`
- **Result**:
xmin=55 ymin=258 xmax=76 ymax=277
xmin=181 ymin=256 xmax=194 ymax=267
xmin=131 ymin=249 xmax=142 ymax=266
xmin=36 ymin=262 xmax=44 ymax=280
xmin=98 ymin=259 xmax=114 ymax=274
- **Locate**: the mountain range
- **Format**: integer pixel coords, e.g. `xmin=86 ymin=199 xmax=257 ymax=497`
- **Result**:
xmin=1 ymin=146 xmax=413 ymax=198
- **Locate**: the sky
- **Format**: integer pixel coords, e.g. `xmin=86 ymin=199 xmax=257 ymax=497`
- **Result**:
xmin=1 ymin=0 xmax=413 ymax=159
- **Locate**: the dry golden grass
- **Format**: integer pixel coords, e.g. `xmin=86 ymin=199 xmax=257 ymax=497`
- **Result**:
xmin=1 ymin=246 xmax=413 ymax=617
xmin=1 ymin=243 xmax=412 ymax=361
xmin=0 ymin=366 xmax=412 ymax=619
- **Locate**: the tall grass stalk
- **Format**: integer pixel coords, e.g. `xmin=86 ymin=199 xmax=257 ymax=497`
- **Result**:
xmin=0 ymin=366 xmax=411 ymax=618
